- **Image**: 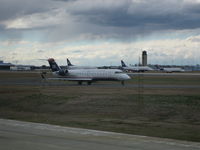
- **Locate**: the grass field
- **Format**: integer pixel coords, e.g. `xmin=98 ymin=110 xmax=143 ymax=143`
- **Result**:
xmin=0 ymin=71 xmax=200 ymax=142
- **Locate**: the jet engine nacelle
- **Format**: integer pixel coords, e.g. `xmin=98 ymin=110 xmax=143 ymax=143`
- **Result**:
xmin=58 ymin=70 xmax=68 ymax=76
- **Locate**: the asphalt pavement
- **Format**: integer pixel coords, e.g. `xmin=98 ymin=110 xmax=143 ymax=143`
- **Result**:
xmin=0 ymin=119 xmax=200 ymax=150
xmin=0 ymin=79 xmax=200 ymax=88
xmin=0 ymin=72 xmax=200 ymax=88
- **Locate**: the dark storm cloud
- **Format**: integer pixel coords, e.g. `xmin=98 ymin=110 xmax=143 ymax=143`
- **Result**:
xmin=52 ymin=0 xmax=77 ymax=2
xmin=0 ymin=0 xmax=53 ymax=22
xmin=68 ymin=0 xmax=200 ymax=31
xmin=1 ymin=0 xmax=200 ymax=41
xmin=0 ymin=0 xmax=61 ymax=39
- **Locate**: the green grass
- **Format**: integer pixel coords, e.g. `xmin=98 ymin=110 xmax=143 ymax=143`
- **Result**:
xmin=0 ymin=89 xmax=200 ymax=142
xmin=0 ymin=71 xmax=200 ymax=142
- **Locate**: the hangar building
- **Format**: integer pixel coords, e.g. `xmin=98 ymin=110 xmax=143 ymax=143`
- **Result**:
xmin=0 ymin=60 xmax=13 ymax=70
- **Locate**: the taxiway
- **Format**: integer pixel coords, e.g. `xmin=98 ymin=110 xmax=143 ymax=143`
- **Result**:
xmin=0 ymin=119 xmax=200 ymax=150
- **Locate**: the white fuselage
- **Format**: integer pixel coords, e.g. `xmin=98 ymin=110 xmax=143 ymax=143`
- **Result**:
xmin=67 ymin=66 xmax=97 ymax=70
xmin=53 ymin=69 xmax=130 ymax=81
xmin=123 ymin=66 xmax=154 ymax=72
xmin=10 ymin=66 xmax=31 ymax=71
xmin=162 ymin=68 xmax=184 ymax=73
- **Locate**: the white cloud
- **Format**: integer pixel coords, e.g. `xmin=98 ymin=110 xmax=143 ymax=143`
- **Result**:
xmin=186 ymin=35 xmax=200 ymax=42
xmin=1 ymin=0 xmax=200 ymax=42
xmin=2 ymin=9 xmax=68 ymax=29
xmin=0 ymin=0 xmax=200 ymax=66
xmin=1 ymin=35 xmax=200 ymax=66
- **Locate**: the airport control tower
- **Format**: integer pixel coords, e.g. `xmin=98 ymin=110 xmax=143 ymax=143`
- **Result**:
xmin=142 ymin=51 xmax=147 ymax=66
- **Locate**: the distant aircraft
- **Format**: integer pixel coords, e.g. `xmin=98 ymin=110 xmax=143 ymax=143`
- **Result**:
xmin=161 ymin=67 xmax=185 ymax=73
xmin=10 ymin=65 xmax=31 ymax=71
xmin=121 ymin=60 xmax=154 ymax=72
xmin=67 ymin=58 xmax=97 ymax=69
xmin=44 ymin=58 xmax=130 ymax=85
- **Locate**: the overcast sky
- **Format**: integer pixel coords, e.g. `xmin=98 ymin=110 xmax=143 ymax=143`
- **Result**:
xmin=0 ymin=0 xmax=200 ymax=66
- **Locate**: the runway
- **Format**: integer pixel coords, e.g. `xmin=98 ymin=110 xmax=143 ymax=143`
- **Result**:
xmin=0 ymin=119 xmax=200 ymax=150
xmin=0 ymin=79 xmax=200 ymax=88
xmin=0 ymin=71 xmax=200 ymax=88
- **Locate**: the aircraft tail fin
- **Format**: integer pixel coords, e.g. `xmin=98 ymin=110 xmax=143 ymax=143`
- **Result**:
xmin=67 ymin=58 xmax=73 ymax=66
xmin=48 ymin=58 xmax=61 ymax=72
xmin=121 ymin=60 xmax=127 ymax=67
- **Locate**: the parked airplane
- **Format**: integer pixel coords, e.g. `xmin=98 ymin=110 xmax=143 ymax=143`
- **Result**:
xmin=44 ymin=58 xmax=130 ymax=85
xmin=67 ymin=58 xmax=97 ymax=69
xmin=161 ymin=67 xmax=185 ymax=73
xmin=121 ymin=60 xmax=153 ymax=72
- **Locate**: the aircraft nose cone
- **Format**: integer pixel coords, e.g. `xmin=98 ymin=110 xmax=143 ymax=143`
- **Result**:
xmin=127 ymin=75 xmax=131 ymax=80
xmin=124 ymin=74 xmax=131 ymax=80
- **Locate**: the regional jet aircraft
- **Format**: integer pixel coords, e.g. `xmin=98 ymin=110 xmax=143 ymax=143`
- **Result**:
xmin=161 ymin=67 xmax=185 ymax=73
xmin=44 ymin=58 xmax=130 ymax=85
xmin=121 ymin=60 xmax=153 ymax=72
xmin=67 ymin=58 xmax=97 ymax=69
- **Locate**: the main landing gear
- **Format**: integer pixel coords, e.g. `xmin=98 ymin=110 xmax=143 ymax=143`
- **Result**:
xmin=78 ymin=81 xmax=92 ymax=85
xmin=78 ymin=81 xmax=82 ymax=85
xmin=121 ymin=81 xmax=125 ymax=86
xmin=40 ymin=72 xmax=47 ymax=79
xmin=87 ymin=81 xmax=92 ymax=85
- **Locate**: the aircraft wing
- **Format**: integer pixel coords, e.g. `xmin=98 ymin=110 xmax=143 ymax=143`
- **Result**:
xmin=46 ymin=78 xmax=93 ymax=81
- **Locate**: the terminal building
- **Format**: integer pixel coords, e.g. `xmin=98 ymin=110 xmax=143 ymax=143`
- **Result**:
xmin=0 ymin=60 xmax=34 ymax=71
xmin=10 ymin=65 xmax=32 ymax=71
xmin=0 ymin=60 xmax=13 ymax=70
